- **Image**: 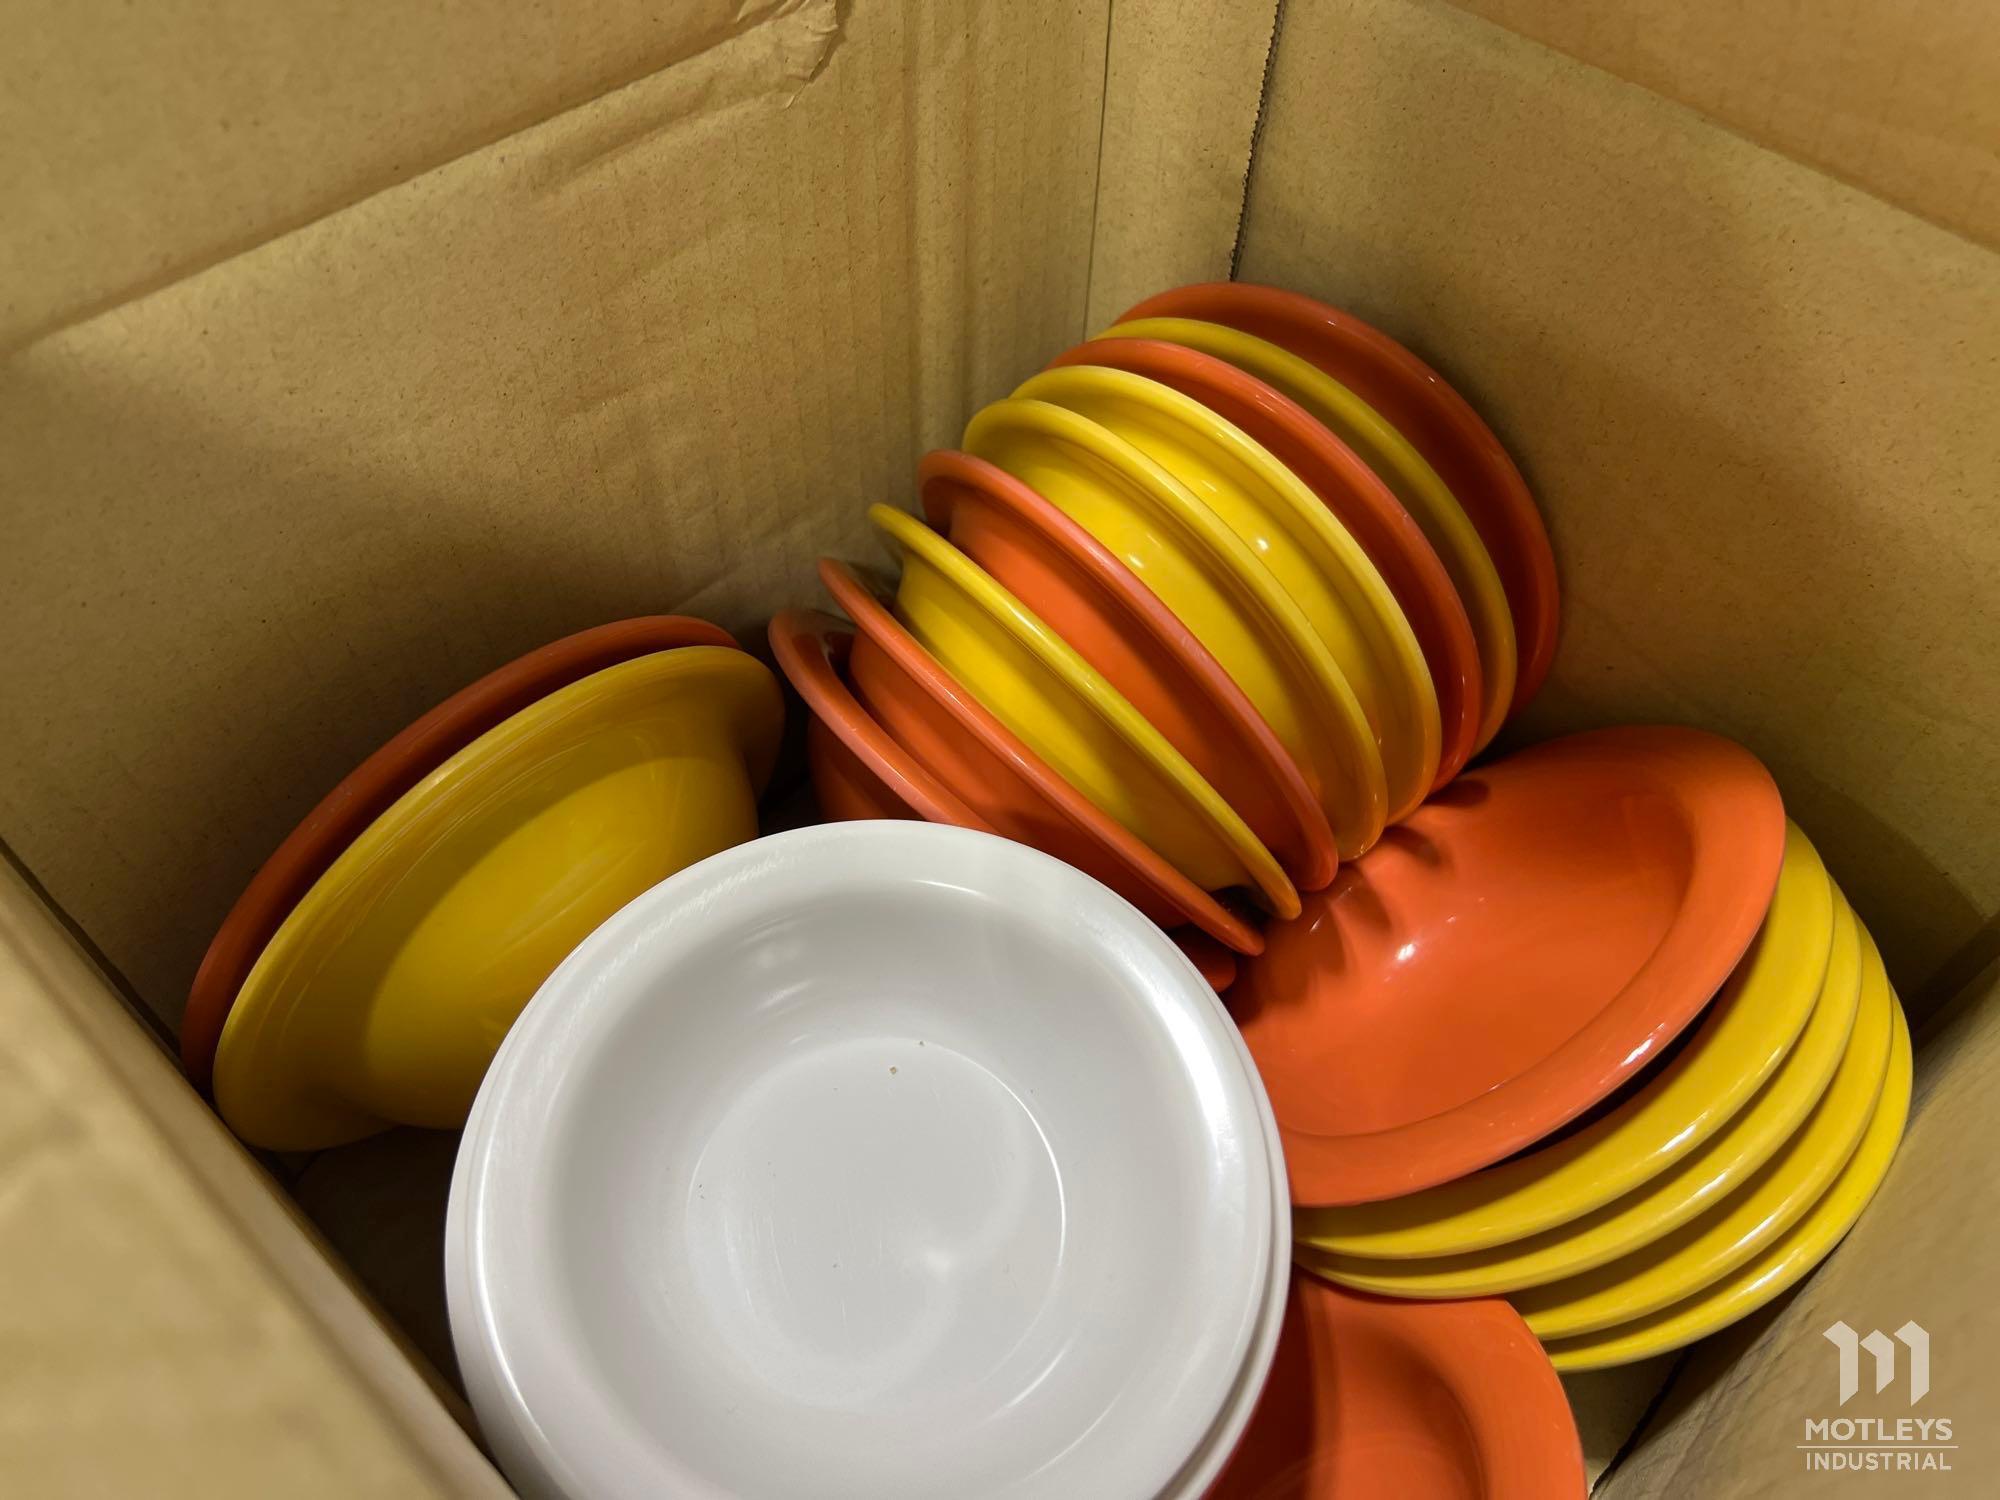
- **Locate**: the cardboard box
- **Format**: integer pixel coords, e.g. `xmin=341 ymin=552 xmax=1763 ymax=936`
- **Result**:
xmin=3 ymin=0 xmax=1995 ymax=1492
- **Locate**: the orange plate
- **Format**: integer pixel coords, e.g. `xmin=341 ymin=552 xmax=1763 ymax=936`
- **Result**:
xmin=180 ymin=614 xmax=736 ymax=1093
xmin=817 ymin=559 xmax=1262 ymax=956
xmin=1210 ymin=1270 xmax=1583 ymax=1499
xmin=776 ymin=611 xmax=1242 ymax=995
xmin=1230 ymin=726 xmax=1784 ymax=1204
xmin=1047 ymin=339 xmax=1482 ymax=790
xmin=919 ymin=450 xmax=1334 ymax=890
xmin=1121 ymin=282 xmax=1559 ymax=717
xmin=771 ymin=607 xmax=988 ymax=829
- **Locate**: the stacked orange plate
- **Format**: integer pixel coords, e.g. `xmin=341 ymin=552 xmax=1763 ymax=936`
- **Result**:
xmin=779 ymin=282 xmax=1560 ymax=972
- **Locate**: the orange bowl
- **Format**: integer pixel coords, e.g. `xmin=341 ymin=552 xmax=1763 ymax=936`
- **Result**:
xmin=1046 ymin=339 xmax=1482 ymax=790
xmin=773 ymin=608 xmax=1247 ymax=994
xmin=1121 ymin=282 xmax=1559 ymax=717
xmin=817 ymin=558 xmax=1262 ymax=956
xmin=918 ymin=450 xmax=1334 ymax=890
xmin=1231 ymin=726 xmax=1784 ymax=1204
xmin=1209 ymin=1271 xmax=1583 ymax=1499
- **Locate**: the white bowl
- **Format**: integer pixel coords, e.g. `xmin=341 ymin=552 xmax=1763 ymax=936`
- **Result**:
xmin=447 ymin=822 xmax=1282 ymax=1500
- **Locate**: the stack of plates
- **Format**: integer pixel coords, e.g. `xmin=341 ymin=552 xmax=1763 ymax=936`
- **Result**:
xmin=778 ymin=282 xmax=1559 ymax=962
xmin=1230 ymin=727 xmax=1912 ymax=1369
xmin=447 ymin=822 xmax=1290 ymax=1500
xmin=185 ymin=618 xmax=783 ymax=1151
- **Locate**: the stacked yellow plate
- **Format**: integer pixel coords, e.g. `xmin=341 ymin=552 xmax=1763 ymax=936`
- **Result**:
xmin=1295 ymin=825 xmax=1913 ymax=1369
xmin=792 ymin=282 xmax=1559 ymax=952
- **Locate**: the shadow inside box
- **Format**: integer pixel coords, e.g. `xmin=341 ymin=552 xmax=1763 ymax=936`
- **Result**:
xmin=292 ymin=1127 xmax=465 ymax=1389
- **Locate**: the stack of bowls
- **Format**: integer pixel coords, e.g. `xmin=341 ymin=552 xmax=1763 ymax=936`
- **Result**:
xmin=1230 ymin=726 xmax=1913 ymax=1370
xmin=777 ymin=282 xmax=1559 ymax=963
xmin=447 ymin=822 xmax=1291 ymax=1500
xmin=185 ymin=618 xmax=783 ymax=1151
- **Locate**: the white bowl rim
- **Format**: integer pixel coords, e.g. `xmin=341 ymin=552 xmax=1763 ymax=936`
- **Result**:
xmin=447 ymin=821 xmax=1282 ymax=1500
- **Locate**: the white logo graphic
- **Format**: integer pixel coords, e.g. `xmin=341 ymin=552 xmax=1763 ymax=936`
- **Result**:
xmin=1824 ymin=1320 xmax=1930 ymax=1405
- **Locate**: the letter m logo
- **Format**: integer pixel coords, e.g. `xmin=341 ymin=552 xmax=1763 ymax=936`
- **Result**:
xmin=1824 ymin=1321 xmax=1930 ymax=1405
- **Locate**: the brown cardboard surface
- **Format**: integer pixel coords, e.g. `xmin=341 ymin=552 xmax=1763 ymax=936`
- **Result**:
xmin=1239 ymin=0 xmax=2000 ymax=1014
xmin=0 ymin=0 xmax=844 ymax=348
xmin=0 ymin=855 xmax=507 ymax=1498
xmin=1446 ymin=0 xmax=2000 ymax=252
xmin=0 ymin=0 xmax=1109 ymax=1028
xmin=1597 ymin=965 xmax=2000 ymax=1497
xmin=1085 ymin=0 xmax=1278 ymax=328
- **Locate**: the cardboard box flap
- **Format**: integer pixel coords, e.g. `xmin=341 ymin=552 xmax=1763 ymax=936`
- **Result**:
xmin=1447 ymin=0 xmax=2000 ymax=253
xmin=0 ymin=0 xmax=1108 ymax=1026
xmin=0 ymin=854 xmax=507 ymax=1497
xmin=0 ymin=0 xmax=848 ymax=349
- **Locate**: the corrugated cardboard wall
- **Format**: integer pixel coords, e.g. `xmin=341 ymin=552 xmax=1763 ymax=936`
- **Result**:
xmin=1 ymin=0 xmax=1113 ymax=1025
xmin=1238 ymin=0 xmax=2000 ymax=1017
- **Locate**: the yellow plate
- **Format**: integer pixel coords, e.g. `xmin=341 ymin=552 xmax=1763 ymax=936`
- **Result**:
xmin=1014 ymin=365 xmax=1440 ymax=823
xmin=1512 ymin=932 xmax=1897 ymax=1340
xmin=1106 ymin=316 xmax=1518 ymax=750
xmin=1298 ymin=824 xmax=1835 ymax=1262
xmin=1545 ymin=996 xmax=1912 ymax=1371
xmin=963 ymin=397 xmax=1387 ymax=857
xmin=214 ymin=647 xmax=783 ymax=1151
xmin=870 ymin=504 xmax=1297 ymax=916
xmin=1303 ymin=888 xmax=1863 ymax=1298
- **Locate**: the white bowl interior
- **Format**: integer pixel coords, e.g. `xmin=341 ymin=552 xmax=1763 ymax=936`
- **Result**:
xmin=460 ymin=828 xmax=1272 ymax=1500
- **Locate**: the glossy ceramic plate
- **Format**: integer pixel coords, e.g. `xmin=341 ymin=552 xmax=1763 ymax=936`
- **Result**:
xmin=1298 ymin=823 xmax=1835 ymax=1259
xmin=1544 ymin=996 xmax=1912 ymax=1371
xmin=1231 ymin=726 xmax=1786 ymax=1204
xmin=962 ymin=397 xmax=1387 ymax=857
xmin=818 ymin=557 xmax=1262 ymax=953
xmin=1014 ymin=364 xmax=1440 ymax=821
xmin=1119 ymin=282 xmax=1559 ymax=720
xmin=1302 ymin=895 xmax=1865 ymax=1298
xmin=1048 ymin=337 xmax=1483 ymax=789
xmin=212 ymin=647 xmax=783 ymax=1150
xmin=871 ymin=503 xmax=1297 ymax=916
xmin=181 ymin=615 xmax=737 ymax=1093
xmin=1104 ymin=313 xmax=1517 ymax=750
xmin=771 ymin=608 xmax=1251 ymax=991
xmin=1208 ymin=1271 xmax=1584 ymax=1499
xmin=448 ymin=822 xmax=1282 ymax=1500
xmin=920 ymin=449 xmax=1336 ymax=889
xmin=1515 ymin=944 xmax=1898 ymax=1339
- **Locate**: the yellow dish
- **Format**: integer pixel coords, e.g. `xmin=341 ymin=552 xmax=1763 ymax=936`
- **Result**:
xmin=963 ymin=397 xmax=1387 ymax=857
xmin=1106 ymin=316 xmax=1518 ymax=750
xmin=1512 ymin=932 xmax=1897 ymax=1341
xmin=213 ymin=647 xmax=783 ymax=1150
xmin=1545 ymin=997 xmax=1912 ymax=1371
xmin=869 ymin=504 xmax=1298 ymax=916
xmin=1013 ymin=365 xmax=1440 ymax=822
xmin=1298 ymin=823 xmax=1835 ymax=1261
xmin=1302 ymin=890 xmax=1863 ymax=1298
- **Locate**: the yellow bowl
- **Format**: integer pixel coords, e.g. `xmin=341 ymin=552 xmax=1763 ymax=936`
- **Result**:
xmin=1014 ymin=365 xmax=1440 ymax=823
xmin=962 ymin=397 xmax=1387 ymax=858
xmin=213 ymin=646 xmax=783 ymax=1150
xmin=1298 ymin=823 xmax=1836 ymax=1263
xmin=1302 ymin=879 xmax=1864 ymax=1299
xmin=1543 ymin=994 xmax=1912 ymax=1371
xmin=1510 ymin=928 xmax=1898 ymax=1341
xmin=869 ymin=504 xmax=1298 ymax=917
xmin=1106 ymin=316 xmax=1518 ymax=751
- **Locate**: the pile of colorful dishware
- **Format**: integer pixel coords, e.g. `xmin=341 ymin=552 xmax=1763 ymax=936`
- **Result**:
xmin=777 ymin=282 xmax=1562 ymax=972
xmin=182 ymin=282 xmax=1912 ymax=1499
xmin=1264 ymin=731 xmax=1914 ymax=1373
